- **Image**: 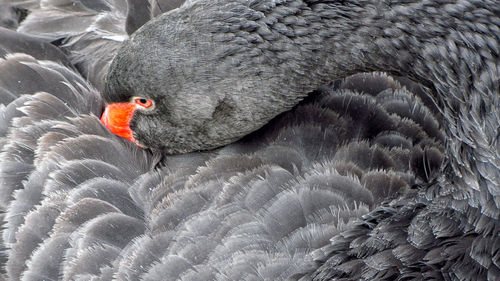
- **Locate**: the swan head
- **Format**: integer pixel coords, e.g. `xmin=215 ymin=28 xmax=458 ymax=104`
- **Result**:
xmin=103 ymin=2 xmax=304 ymax=153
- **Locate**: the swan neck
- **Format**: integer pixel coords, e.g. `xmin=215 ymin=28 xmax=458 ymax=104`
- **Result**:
xmin=265 ymin=0 xmax=499 ymax=205
xmin=319 ymin=1 xmax=499 ymax=199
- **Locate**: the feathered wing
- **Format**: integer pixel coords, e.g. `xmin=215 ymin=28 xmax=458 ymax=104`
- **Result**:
xmin=4 ymin=0 xmax=130 ymax=90
xmin=97 ymin=74 xmax=442 ymax=280
xmin=310 ymin=191 xmax=500 ymax=280
xmin=0 ymin=29 xmax=444 ymax=280
xmin=5 ymin=0 xmax=188 ymax=91
xmin=0 ymin=30 xmax=154 ymax=279
xmin=0 ymin=1 xmax=498 ymax=280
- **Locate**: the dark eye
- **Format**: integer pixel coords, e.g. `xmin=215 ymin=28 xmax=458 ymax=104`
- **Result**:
xmin=134 ymin=97 xmax=154 ymax=108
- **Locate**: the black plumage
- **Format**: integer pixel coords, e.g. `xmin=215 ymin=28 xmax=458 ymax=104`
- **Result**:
xmin=0 ymin=0 xmax=498 ymax=280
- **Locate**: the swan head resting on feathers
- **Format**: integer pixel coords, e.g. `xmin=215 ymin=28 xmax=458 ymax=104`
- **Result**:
xmin=102 ymin=0 xmax=499 ymax=207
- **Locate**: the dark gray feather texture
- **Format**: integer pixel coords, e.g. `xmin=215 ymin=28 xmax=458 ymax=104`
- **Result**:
xmin=0 ymin=0 xmax=498 ymax=281
xmin=0 ymin=50 xmax=448 ymax=280
xmin=6 ymin=0 xmax=130 ymax=91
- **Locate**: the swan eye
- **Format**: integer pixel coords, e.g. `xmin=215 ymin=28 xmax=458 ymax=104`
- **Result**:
xmin=134 ymin=97 xmax=154 ymax=109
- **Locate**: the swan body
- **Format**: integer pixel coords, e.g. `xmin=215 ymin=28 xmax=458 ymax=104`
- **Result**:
xmin=0 ymin=40 xmax=445 ymax=279
xmin=0 ymin=0 xmax=498 ymax=280
xmin=105 ymin=4 xmax=500 ymax=278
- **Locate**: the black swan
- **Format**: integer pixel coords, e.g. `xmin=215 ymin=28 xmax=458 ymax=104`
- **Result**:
xmin=0 ymin=0 xmax=498 ymax=280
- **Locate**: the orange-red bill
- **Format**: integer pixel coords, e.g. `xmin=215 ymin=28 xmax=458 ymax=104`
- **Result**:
xmin=101 ymin=102 xmax=138 ymax=144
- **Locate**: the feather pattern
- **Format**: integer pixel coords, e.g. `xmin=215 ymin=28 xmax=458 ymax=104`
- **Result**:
xmin=0 ymin=30 xmax=445 ymax=279
xmin=0 ymin=0 xmax=498 ymax=280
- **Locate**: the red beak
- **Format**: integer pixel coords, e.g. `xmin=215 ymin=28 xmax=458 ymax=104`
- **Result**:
xmin=101 ymin=102 xmax=138 ymax=144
